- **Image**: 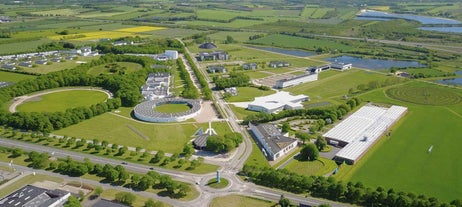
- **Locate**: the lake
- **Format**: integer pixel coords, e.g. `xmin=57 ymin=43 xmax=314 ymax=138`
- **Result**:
xmin=324 ymin=55 xmax=426 ymax=70
xmin=419 ymin=27 xmax=462 ymax=33
xmin=247 ymin=46 xmax=316 ymax=57
xmin=356 ymin=10 xmax=461 ymax=25
xmin=436 ymin=78 xmax=462 ymax=86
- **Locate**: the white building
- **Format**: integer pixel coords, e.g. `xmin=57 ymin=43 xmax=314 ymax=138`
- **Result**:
xmin=275 ymin=73 xmax=318 ymax=89
xmin=141 ymin=73 xmax=170 ymax=100
xmin=249 ymin=122 xmax=298 ymax=161
xmin=247 ymin=91 xmax=309 ymax=114
xmin=323 ymin=105 xmax=407 ymax=164
xmin=331 ymin=62 xmax=352 ymax=71
xmin=164 ymin=50 xmax=178 ymax=60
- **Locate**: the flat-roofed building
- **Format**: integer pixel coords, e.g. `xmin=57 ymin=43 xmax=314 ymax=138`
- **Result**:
xmin=141 ymin=73 xmax=170 ymax=100
xmin=323 ymin=105 xmax=407 ymax=164
xmin=0 ymin=185 xmax=71 ymax=207
xmin=249 ymin=122 xmax=298 ymax=161
xmin=275 ymin=73 xmax=318 ymax=89
xmin=247 ymin=91 xmax=309 ymax=114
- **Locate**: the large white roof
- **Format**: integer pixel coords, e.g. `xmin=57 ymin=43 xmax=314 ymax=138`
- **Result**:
xmin=326 ymin=105 xmax=407 ymax=162
xmin=248 ymin=91 xmax=308 ymax=111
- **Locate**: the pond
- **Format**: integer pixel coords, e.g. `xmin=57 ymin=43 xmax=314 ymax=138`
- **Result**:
xmin=247 ymin=46 xmax=316 ymax=57
xmin=419 ymin=27 xmax=462 ymax=33
xmin=436 ymin=78 xmax=462 ymax=86
xmin=324 ymin=55 xmax=426 ymax=70
xmin=356 ymin=10 xmax=461 ymax=25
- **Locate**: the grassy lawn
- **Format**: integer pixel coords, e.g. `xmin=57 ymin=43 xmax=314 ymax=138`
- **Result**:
xmin=54 ymin=113 xmax=232 ymax=153
xmin=225 ymin=87 xmax=275 ymax=102
xmin=285 ymin=69 xmax=402 ymax=103
xmin=87 ymin=62 xmax=143 ymax=76
xmin=101 ymin=188 xmax=172 ymax=207
xmin=16 ymin=90 xmax=108 ymax=113
xmin=155 ymin=104 xmax=191 ymax=113
xmin=0 ymin=71 xmax=37 ymax=82
xmin=243 ymin=70 xmax=272 ymax=79
xmin=244 ymin=136 xmax=271 ymax=168
xmin=345 ymin=81 xmax=462 ymax=202
xmin=206 ymin=178 xmax=229 ymax=189
xmin=228 ymin=104 xmax=258 ymax=120
xmin=210 ymin=195 xmax=275 ymax=207
xmin=249 ymin=34 xmax=354 ymax=52
xmin=284 ymin=157 xmax=337 ymax=176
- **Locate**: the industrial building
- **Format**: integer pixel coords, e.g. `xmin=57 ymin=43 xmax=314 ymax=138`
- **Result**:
xmin=249 ymin=122 xmax=298 ymax=161
xmin=247 ymin=91 xmax=309 ymax=114
xmin=275 ymin=73 xmax=318 ymax=89
xmin=323 ymin=105 xmax=407 ymax=164
xmin=0 ymin=185 xmax=71 ymax=207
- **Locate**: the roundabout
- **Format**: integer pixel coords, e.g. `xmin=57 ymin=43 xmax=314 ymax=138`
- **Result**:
xmin=133 ymin=98 xmax=202 ymax=122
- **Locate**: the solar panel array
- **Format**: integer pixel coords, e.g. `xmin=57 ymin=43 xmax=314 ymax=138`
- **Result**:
xmin=134 ymin=98 xmax=201 ymax=122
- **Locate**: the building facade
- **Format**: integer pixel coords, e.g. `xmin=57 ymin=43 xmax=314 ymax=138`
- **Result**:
xmin=249 ymin=122 xmax=298 ymax=161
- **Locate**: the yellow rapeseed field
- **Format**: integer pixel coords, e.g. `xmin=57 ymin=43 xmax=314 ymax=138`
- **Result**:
xmin=369 ymin=6 xmax=390 ymax=11
xmin=48 ymin=26 xmax=164 ymax=41
xmin=115 ymin=26 xmax=165 ymax=33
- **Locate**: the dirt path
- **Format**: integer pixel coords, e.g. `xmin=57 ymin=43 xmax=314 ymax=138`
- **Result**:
xmin=8 ymin=87 xmax=113 ymax=113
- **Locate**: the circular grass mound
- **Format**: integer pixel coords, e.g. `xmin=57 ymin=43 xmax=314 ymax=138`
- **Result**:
xmin=386 ymin=86 xmax=461 ymax=105
xmin=16 ymin=90 xmax=108 ymax=112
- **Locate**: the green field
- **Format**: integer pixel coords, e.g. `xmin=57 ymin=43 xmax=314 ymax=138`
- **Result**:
xmin=284 ymin=157 xmax=338 ymax=176
xmin=346 ymin=81 xmax=462 ymax=202
xmin=0 ymin=71 xmax=36 ymax=82
xmin=22 ymin=56 xmax=99 ymax=74
xmin=210 ymin=195 xmax=275 ymax=207
xmin=226 ymin=87 xmax=275 ymax=102
xmin=54 ymin=112 xmax=232 ymax=153
xmin=16 ymin=90 xmax=108 ymax=112
xmin=249 ymin=34 xmax=354 ymax=52
xmin=286 ymin=69 xmax=402 ymax=103
xmin=155 ymin=103 xmax=191 ymax=113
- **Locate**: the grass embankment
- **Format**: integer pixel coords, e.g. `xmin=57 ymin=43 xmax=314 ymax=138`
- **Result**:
xmin=16 ymin=90 xmax=108 ymax=112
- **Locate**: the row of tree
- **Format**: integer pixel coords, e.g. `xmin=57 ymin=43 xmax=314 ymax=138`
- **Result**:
xmin=176 ymin=58 xmax=200 ymax=99
xmin=241 ymin=165 xmax=461 ymax=207
xmin=96 ymin=39 xmax=184 ymax=54
xmin=184 ymin=52 xmax=213 ymax=100
xmin=22 ymin=149 xmax=192 ymax=199
xmin=244 ymin=98 xmax=361 ymax=124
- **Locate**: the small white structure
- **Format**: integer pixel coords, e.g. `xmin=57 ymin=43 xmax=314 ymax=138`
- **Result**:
xmin=249 ymin=122 xmax=298 ymax=161
xmin=323 ymin=105 xmax=407 ymax=164
xmin=275 ymin=73 xmax=318 ymax=89
xmin=331 ymin=62 xmax=352 ymax=71
xmin=247 ymin=91 xmax=309 ymax=114
xmin=164 ymin=50 xmax=178 ymax=60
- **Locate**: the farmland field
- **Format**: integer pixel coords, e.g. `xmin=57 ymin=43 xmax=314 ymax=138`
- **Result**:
xmin=48 ymin=26 xmax=164 ymax=41
xmin=343 ymin=81 xmax=462 ymax=202
xmin=249 ymin=34 xmax=354 ymax=52
xmin=16 ymin=90 xmax=109 ymax=113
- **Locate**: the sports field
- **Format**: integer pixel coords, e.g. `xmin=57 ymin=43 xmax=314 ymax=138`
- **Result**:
xmin=345 ymin=81 xmax=462 ymax=202
xmin=16 ymin=90 xmax=108 ymax=112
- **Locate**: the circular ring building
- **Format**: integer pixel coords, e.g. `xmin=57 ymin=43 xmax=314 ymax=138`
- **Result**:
xmin=133 ymin=98 xmax=202 ymax=122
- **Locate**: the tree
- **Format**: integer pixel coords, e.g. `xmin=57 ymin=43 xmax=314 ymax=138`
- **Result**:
xmin=281 ymin=122 xmax=291 ymax=133
xmin=279 ymin=195 xmax=291 ymax=207
xmin=299 ymin=144 xmax=319 ymax=161
xmin=64 ymin=196 xmax=81 ymax=207
xmin=93 ymin=186 xmax=103 ymax=197
xmin=144 ymin=199 xmax=164 ymax=207
xmin=10 ymin=148 xmax=23 ymax=158
xmin=150 ymin=151 xmax=165 ymax=164
xmin=315 ymin=136 xmax=327 ymax=151
xmin=182 ymin=144 xmax=194 ymax=158
xmin=295 ymin=131 xmax=310 ymax=144
xmin=224 ymin=35 xmax=235 ymax=44
xmin=115 ymin=192 xmax=136 ymax=206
